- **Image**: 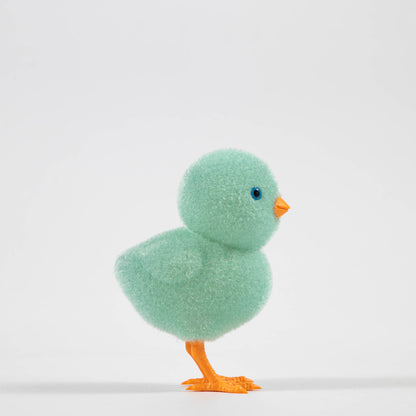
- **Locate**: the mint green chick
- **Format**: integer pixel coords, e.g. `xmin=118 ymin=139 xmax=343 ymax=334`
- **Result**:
xmin=115 ymin=149 xmax=289 ymax=393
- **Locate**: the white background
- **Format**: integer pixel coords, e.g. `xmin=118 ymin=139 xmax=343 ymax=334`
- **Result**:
xmin=1 ymin=0 xmax=415 ymax=415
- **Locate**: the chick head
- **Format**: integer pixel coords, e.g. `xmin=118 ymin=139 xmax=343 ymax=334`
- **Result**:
xmin=178 ymin=149 xmax=288 ymax=251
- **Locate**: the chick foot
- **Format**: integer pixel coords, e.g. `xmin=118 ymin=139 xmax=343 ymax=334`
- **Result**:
xmin=183 ymin=341 xmax=260 ymax=393
xmin=182 ymin=376 xmax=261 ymax=391
xmin=184 ymin=377 xmax=248 ymax=393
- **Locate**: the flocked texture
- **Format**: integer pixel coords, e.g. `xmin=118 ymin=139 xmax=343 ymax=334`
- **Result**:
xmin=115 ymin=228 xmax=272 ymax=341
xmin=115 ymin=149 xmax=280 ymax=341
xmin=178 ymin=149 xmax=280 ymax=251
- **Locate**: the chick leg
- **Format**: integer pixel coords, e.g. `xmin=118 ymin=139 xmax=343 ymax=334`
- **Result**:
xmin=182 ymin=341 xmax=260 ymax=393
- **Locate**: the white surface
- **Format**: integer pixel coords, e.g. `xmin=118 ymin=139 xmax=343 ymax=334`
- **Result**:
xmin=2 ymin=382 xmax=416 ymax=416
xmin=1 ymin=0 xmax=416 ymax=414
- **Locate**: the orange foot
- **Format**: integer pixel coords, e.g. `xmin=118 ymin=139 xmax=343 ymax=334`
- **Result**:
xmin=182 ymin=376 xmax=261 ymax=392
xmin=183 ymin=376 xmax=248 ymax=393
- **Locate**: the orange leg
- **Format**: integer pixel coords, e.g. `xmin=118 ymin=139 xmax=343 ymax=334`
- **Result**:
xmin=182 ymin=341 xmax=261 ymax=393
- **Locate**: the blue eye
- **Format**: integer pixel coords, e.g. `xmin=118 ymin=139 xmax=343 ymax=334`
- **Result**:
xmin=251 ymin=187 xmax=262 ymax=200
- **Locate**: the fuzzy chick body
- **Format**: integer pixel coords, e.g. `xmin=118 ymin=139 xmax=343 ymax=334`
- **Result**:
xmin=115 ymin=227 xmax=271 ymax=341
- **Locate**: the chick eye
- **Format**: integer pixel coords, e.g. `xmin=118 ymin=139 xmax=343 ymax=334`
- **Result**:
xmin=251 ymin=187 xmax=262 ymax=200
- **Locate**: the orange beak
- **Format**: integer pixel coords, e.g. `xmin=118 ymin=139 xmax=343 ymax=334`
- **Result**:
xmin=274 ymin=197 xmax=290 ymax=218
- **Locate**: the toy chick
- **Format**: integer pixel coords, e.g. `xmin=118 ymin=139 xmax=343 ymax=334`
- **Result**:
xmin=115 ymin=149 xmax=290 ymax=393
